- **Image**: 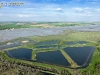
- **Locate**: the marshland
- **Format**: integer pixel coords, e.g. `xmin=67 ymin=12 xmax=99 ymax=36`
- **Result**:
xmin=0 ymin=23 xmax=100 ymax=75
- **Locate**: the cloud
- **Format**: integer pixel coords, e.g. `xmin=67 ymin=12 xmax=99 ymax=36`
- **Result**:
xmin=16 ymin=13 xmax=42 ymax=17
xmin=73 ymin=7 xmax=94 ymax=14
xmin=54 ymin=8 xmax=64 ymax=12
xmin=73 ymin=7 xmax=83 ymax=12
xmin=97 ymin=9 xmax=100 ymax=10
xmin=86 ymin=0 xmax=100 ymax=4
xmin=0 ymin=0 xmax=100 ymax=22
xmin=69 ymin=7 xmax=100 ymax=18
xmin=17 ymin=14 xmax=31 ymax=17
xmin=0 ymin=12 xmax=41 ymax=17
xmin=0 ymin=13 xmax=2 ymax=16
xmin=86 ymin=0 xmax=99 ymax=2
xmin=78 ymin=13 xmax=93 ymax=16
xmin=55 ymin=8 xmax=62 ymax=11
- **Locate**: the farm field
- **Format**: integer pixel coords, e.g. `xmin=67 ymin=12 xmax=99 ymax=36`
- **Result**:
xmin=0 ymin=22 xmax=100 ymax=30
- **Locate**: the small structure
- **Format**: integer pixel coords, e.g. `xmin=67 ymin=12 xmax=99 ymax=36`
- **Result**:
xmin=7 ymin=42 xmax=13 ymax=45
xmin=22 ymin=40 xmax=29 ymax=43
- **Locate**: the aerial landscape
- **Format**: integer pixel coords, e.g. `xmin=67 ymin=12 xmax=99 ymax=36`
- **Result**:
xmin=0 ymin=0 xmax=100 ymax=75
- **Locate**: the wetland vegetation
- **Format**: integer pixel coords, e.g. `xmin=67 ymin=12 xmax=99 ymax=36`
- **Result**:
xmin=0 ymin=30 xmax=100 ymax=75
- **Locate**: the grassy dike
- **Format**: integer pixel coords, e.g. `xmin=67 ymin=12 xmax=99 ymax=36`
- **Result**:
xmin=0 ymin=50 xmax=73 ymax=75
xmin=1 ymin=46 xmax=23 ymax=51
xmin=60 ymin=49 xmax=79 ymax=68
xmin=28 ymin=31 xmax=100 ymax=75
xmin=0 ymin=40 xmax=73 ymax=74
xmin=32 ymin=48 xmax=58 ymax=60
xmin=1 ymin=31 xmax=100 ymax=75
xmin=79 ymin=46 xmax=100 ymax=74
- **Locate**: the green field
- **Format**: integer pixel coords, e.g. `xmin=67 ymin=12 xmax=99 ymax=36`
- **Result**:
xmin=0 ymin=22 xmax=100 ymax=30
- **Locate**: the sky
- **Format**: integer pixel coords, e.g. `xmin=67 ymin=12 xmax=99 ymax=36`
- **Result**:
xmin=0 ymin=0 xmax=100 ymax=22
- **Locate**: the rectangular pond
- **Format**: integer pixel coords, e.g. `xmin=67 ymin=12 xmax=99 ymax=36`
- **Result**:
xmin=0 ymin=43 xmax=22 ymax=50
xmin=35 ymin=40 xmax=57 ymax=46
xmin=66 ymin=41 xmax=88 ymax=45
xmin=77 ymin=41 xmax=88 ymax=44
xmin=63 ymin=46 xmax=95 ymax=67
xmin=36 ymin=50 xmax=70 ymax=67
xmin=66 ymin=42 xmax=77 ymax=45
xmin=35 ymin=45 xmax=57 ymax=49
xmin=0 ymin=38 xmax=37 ymax=50
xmin=5 ymin=48 xmax=32 ymax=60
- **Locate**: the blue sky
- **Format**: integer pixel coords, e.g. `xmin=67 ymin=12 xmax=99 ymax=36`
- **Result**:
xmin=0 ymin=0 xmax=100 ymax=22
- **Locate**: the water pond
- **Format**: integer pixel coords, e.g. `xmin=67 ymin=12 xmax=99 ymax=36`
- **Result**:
xmin=66 ymin=41 xmax=88 ymax=45
xmin=12 ymin=38 xmax=37 ymax=45
xmin=66 ymin=42 xmax=77 ymax=45
xmin=35 ymin=40 xmax=57 ymax=46
xmin=0 ymin=43 xmax=22 ymax=50
xmin=77 ymin=41 xmax=88 ymax=44
xmin=63 ymin=46 xmax=95 ymax=67
xmin=0 ymin=38 xmax=37 ymax=51
xmin=5 ymin=48 xmax=32 ymax=60
xmin=36 ymin=50 xmax=70 ymax=67
xmin=35 ymin=45 xmax=57 ymax=48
